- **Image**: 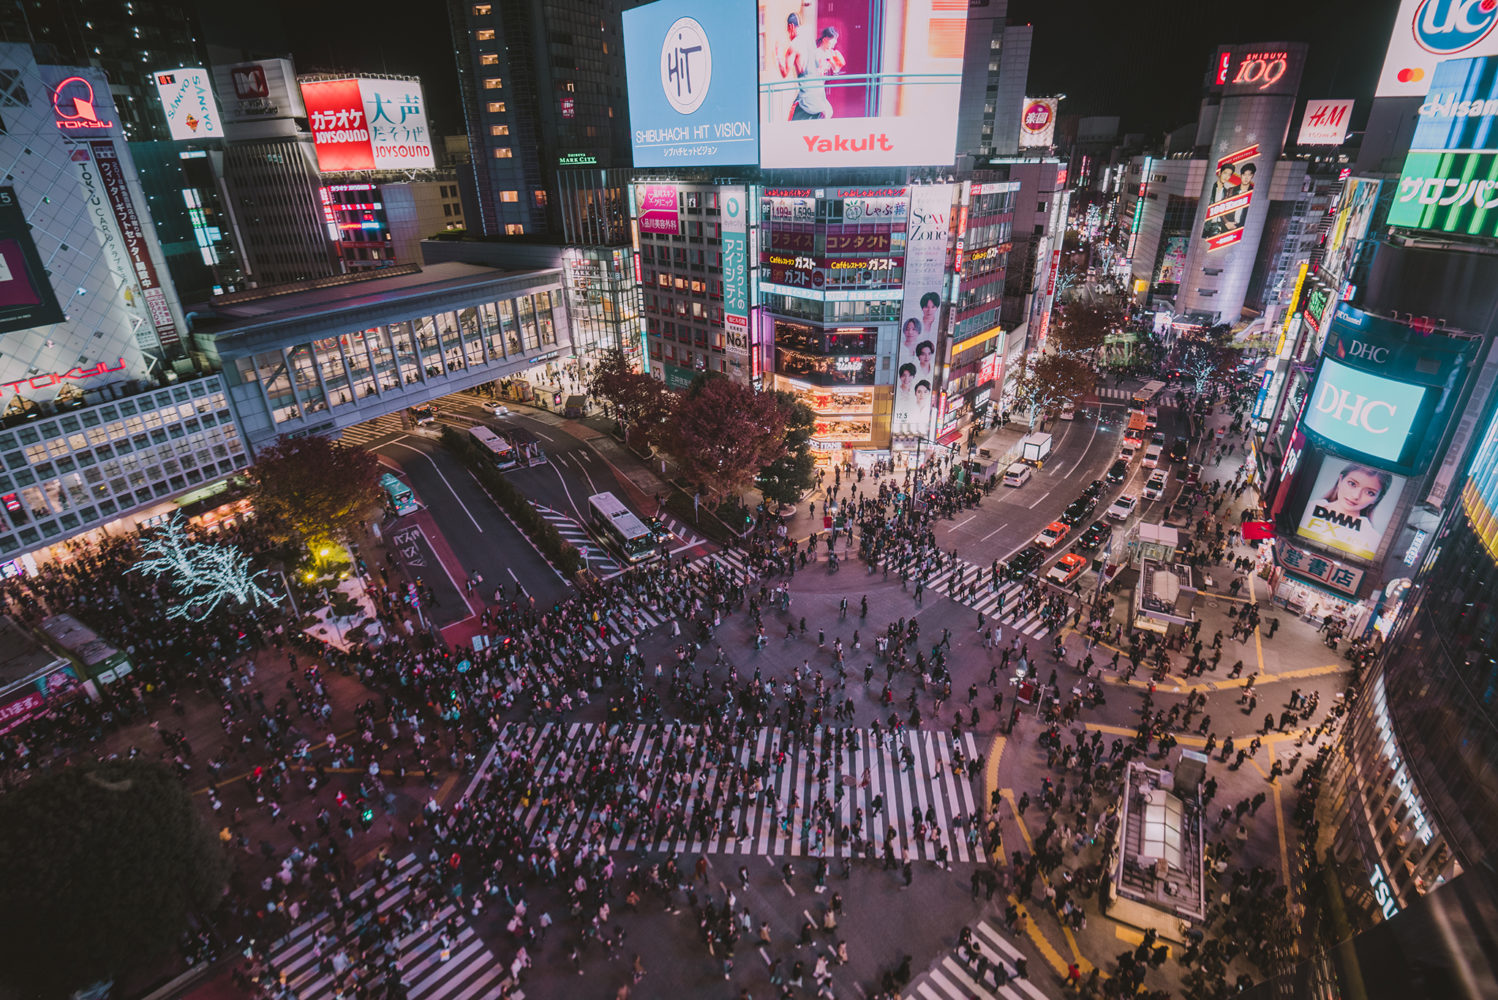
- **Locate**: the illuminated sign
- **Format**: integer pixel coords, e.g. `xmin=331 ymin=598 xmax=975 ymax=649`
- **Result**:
xmin=1369 ymin=863 xmax=1400 ymax=920
xmin=299 ymin=77 xmax=435 ymax=172
xmin=623 ymin=0 xmax=758 ymax=166
xmin=1202 ymin=144 xmax=1260 ymax=251
xmin=1376 ymin=0 xmax=1498 ymax=98
xmin=720 ymin=184 xmax=749 ymax=374
xmin=1297 ymin=98 xmax=1353 ymax=145
xmin=0 ymin=359 xmax=126 ymax=395
xmin=1323 ymin=178 xmax=1381 ymax=283
xmin=1370 ymin=672 xmax=1435 ymax=847
xmin=90 ymin=143 xmax=180 ymax=350
xmin=558 ymin=152 xmax=597 ymax=166
xmin=153 ymin=68 xmax=222 ymax=141
xmin=214 ymin=59 xmax=304 ymax=126
xmin=763 ymin=196 xmax=815 ymax=222
xmin=1277 ymin=539 xmax=1366 ymax=593
xmin=1296 ymin=454 xmax=1408 ymax=561
xmin=894 ymin=185 xmax=952 ymax=439
xmin=1212 ymin=45 xmax=1303 ymax=96
xmin=758 ymin=0 xmax=969 ymax=168
xmin=1019 ymin=97 xmax=1058 ymax=147
xmin=636 ymin=184 xmax=680 ymax=235
xmin=52 ymin=76 xmax=115 ymax=131
xmin=1125 ymin=156 xmax=1151 ymax=261
xmin=0 ymin=188 xmax=65 ymax=336
xmin=1390 ymin=57 xmax=1498 ymax=235
xmin=1302 ymin=359 xmax=1428 ymax=462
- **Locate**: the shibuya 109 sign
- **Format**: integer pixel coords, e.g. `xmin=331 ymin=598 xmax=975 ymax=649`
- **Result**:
xmin=1211 ymin=44 xmax=1305 ymax=96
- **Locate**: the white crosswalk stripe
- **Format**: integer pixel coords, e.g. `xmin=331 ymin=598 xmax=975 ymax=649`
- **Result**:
xmin=265 ymin=853 xmax=523 ymax=1000
xmin=532 ymin=504 xmax=621 ymax=577
xmin=1094 ymin=386 xmax=1132 ymax=401
xmin=340 ymin=412 xmax=409 ymax=447
xmin=916 ymin=557 xmax=1059 ymax=641
xmin=906 ymin=919 xmax=1056 ymax=1000
xmin=483 ymin=721 xmax=986 ymax=862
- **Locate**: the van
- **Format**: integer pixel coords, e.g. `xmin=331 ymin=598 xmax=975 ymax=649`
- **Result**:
xmin=1060 ymin=400 xmax=1077 ymax=421
xmin=1003 ymin=462 xmax=1033 ymax=488
xmin=1142 ymin=444 xmax=1163 ymax=469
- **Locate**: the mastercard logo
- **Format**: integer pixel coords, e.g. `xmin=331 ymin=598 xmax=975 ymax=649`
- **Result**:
xmin=1396 ymin=67 xmax=1426 ymax=84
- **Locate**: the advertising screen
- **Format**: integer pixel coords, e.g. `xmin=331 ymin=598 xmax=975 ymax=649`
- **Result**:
xmin=623 ymin=0 xmax=759 ymax=166
xmin=1302 ymin=358 xmax=1428 ymax=464
xmin=1200 ymin=144 xmax=1260 ymax=251
xmin=1296 ymin=98 xmax=1353 ymax=145
xmin=1376 ymin=0 xmax=1498 ymax=98
xmin=1296 ymin=454 xmax=1407 ymax=561
xmin=1461 ymin=401 xmax=1498 ymax=562
xmin=1154 ymin=235 xmax=1189 ymax=286
xmin=893 ymin=185 xmax=951 ymax=437
xmin=1389 ymin=56 xmax=1498 ymax=235
xmin=1322 ymin=178 xmax=1382 ymax=284
xmin=0 ymin=188 xmax=64 ymax=336
xmin=300 ymin=77 xmax=435 ymax=172
xmin=153 ymin=68 xmax=222 ymax=141
xmin=636 ymin=185 xmax=681 ymax=235
xmin=1019 ymin=97 xmax=1058 ymax=148
xmin=720 ymin=184 xmax=750 ymax=376
xmin=758 ymin=0 xmax=969 ymax=168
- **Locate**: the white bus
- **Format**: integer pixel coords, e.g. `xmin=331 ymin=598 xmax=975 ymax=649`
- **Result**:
xmin=1131 ymin=380 xmax=1167 ymax=406
xmin=469 ymin=425 xmax=518 ymax=470
xmin=587 ymin=492 xmax=657 ymax=563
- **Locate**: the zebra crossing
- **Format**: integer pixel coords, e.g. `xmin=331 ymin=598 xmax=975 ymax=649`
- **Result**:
xmin=265 ymin=853 xmax=522 ymax=1000
xmin=485 ymin=720 xmax=987 ymax=862
xmin=532 ymin=503 xmax=622 ymax=576
xmin=916 ymin=557 xmax=1059 ymax=641
xmin=340 ymin=412 xmax=411 ymax=447
xmin=905 ymin=919 xmax=1055 ymax=1000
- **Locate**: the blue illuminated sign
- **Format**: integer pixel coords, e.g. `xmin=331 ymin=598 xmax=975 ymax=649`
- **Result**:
xmin=623 ymin=0 xmax=758 ymax=167
xmin=1302 ymin=358 xmax=1428 ymax=464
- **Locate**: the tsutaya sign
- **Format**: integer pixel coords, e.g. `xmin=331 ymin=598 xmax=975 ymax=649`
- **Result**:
xmin=0 ymin=359 xmax=126 ymax=395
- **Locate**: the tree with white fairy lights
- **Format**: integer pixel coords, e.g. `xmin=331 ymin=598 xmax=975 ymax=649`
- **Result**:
xmin=131 ymin=515 xmax=275 ymax=621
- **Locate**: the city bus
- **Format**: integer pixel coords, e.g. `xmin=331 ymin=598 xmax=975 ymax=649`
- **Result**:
xmin=1131 ymin=380 xmax=1166 ymax=406
xmin=587 ymin=491 xmax=658 ymax=564
xmin=408 ymin=402 xmax=436 ymax=426
xmin=469 ymin=425 xmax=518 ymax=470
xmin=379 ymin=472 xmax=420 ymax=517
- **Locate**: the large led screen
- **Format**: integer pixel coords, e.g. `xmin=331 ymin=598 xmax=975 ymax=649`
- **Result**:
xmin=1301 ymin=358 xmax=1428 ymax=465
xmin=1296 ymin=455 xmax=1407 ymax=562
xmin=624 ymin=0 xmax=759 ymax=166
xmin=1389 ymin=56 xmax=1498 ymax=236
xmin=893 ymin=185 xmax=951 ymax=438
xmin=758 ymin=0 xmax=968 ymax=168
xmin=1375 ymin=0 xmax=1498 ymax=98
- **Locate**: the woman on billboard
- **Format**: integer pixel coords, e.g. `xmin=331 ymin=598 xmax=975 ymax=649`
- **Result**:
xmin=1297 ymin=462 xmax=1400 ymax=561
xmin=778 ymin=16 xmax=845 ymax=120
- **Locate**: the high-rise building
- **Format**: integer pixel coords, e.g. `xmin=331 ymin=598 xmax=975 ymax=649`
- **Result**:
xmin=1 ymin=0 xmax=247 ymax=307
xmin=447 ymin=0 xmax=638 ymax=239
xmin=955 ymin=0 xmax=1031 ymax=161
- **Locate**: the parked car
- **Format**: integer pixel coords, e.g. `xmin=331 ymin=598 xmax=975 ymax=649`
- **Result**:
xmin=1046 ymin=552 xmax=1088 ymax=585
xmin=1061 ymin=496 xmax=1096 ymax=526
xmin=1035 ymin=520 xmax=1070 ymax=549
xmin=1082 ymin=479 xmax=1107 ymax=500
xmin=1106 ymin=494 xmax=1137 ymax=521
xmin=1077 ymin=521 xmax=1113 ymax=552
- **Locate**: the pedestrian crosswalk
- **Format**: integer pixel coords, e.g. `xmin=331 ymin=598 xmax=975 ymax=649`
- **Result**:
xmin=340 ymin=412 xmax=411 ymax=447
xmin=1094 ymin=386 xmax=1134 ymax=402
xmin=915 ymin=557 xmax=1062 ymax=642
xmin=266 ymin=853 xmax=522 ymax=1000
xmin=533 ymin=503 xmax=622 ymax=577
xmin=484 ymin=720 xmax=987 ymax=863
xmin=905 ymin=919 xmax=1055 ymax=1000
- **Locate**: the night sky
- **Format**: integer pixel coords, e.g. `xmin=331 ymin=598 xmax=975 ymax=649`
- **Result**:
xmin=273 ymin=0 xmax=1396 ymax=143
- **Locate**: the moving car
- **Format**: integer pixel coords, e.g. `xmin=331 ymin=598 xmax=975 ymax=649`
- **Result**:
xmin=1169 ymin=438 xmax=1188 ymax=464
xmin=1061 ymin=496 xmax=1096 ymax=525
xmin=1082 ymin=479 xmax=1107 ymax=500
xmin=1046 ymin=552 xmax=1088 ymax=585
xmin=1143 ymin=469 xmax=1169 ymax=500
xmin=1077 ymin=521 xmax=1112 ymax=552
xmin=1035 ymin=520 xmax=1070 ymax=549
xmin=1060 ymin=400 xmax=1077 ymax=420
xmin=1005 ymin=545 xmax=1044 ymax=579
xmin=1106 ymin=494 xmax=1137 ymax=521
xmin=1150 ymin=432 xmax=1166 ymax=448
xmin=1119 ymin=443 xmax=1139 ymax=463
xmin=484 ymin=400 xmax=511 ymax=417
xmin=1106 ymin=459 xmax=1129 ymax=484
xmin=1185 ymin=463 xmax=1203 ymax=486
xmin=1142 ymin=444 xmax=1164 ymax=469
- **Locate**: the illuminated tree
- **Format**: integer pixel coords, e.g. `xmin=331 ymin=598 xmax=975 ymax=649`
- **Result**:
xmin=132 ymin=515 xmax=275 ymax=620
xmin=1009 ymin=354 xmax=1096 ymax=430
xmin=1176 ymin=338 xmax=1237 ymax=398
xmin=248 ymin=435 xmax=381 ymax=549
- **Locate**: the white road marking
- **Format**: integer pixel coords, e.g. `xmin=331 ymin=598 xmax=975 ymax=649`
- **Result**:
xmin=383 ymin=439 xmax=483 ymax=534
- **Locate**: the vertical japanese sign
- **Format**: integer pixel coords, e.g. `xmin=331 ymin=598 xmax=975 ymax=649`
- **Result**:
xmin=89 ymin=142 xmax=179 ymax=350
xmin=720 ymin=185 xmax=750 ymax=379
xmin=637 ymin=185 xmax=681 ymax=235
xmin=152 ymin=68 xmax=222 ymax=141
xmin=894 ymin=185 xmax=951 ymax=439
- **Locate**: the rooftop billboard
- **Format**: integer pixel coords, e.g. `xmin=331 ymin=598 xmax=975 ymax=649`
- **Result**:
xmin=299 ymin=77 xmax=435 ymax=173
xmin=1388 ymin=56 xmax=1498 ymax=237
xmin=758 ymin=0 xmax=969 ymax=168
xmin=1376 ymin=0 xmax=1498 ymax=98
xmin=623 ymin=0 xmax=759 ymax=166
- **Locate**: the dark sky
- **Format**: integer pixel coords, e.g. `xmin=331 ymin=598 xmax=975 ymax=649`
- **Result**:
xmin=269 ymin=0 xmax=1397 ymax=142
xmin=1008 ymin=0 xmax=1393 ymax=136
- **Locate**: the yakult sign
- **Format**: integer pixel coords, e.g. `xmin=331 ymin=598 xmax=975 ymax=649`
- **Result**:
xmin=1377 ymin=0 xmax=1498 ymax=97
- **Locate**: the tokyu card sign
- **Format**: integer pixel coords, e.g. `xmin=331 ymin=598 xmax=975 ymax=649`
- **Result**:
xmin=1389 ymin=56 xmax=1498 ymax=235
xmin=299 ymin=77 xmax=435 ymax=173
